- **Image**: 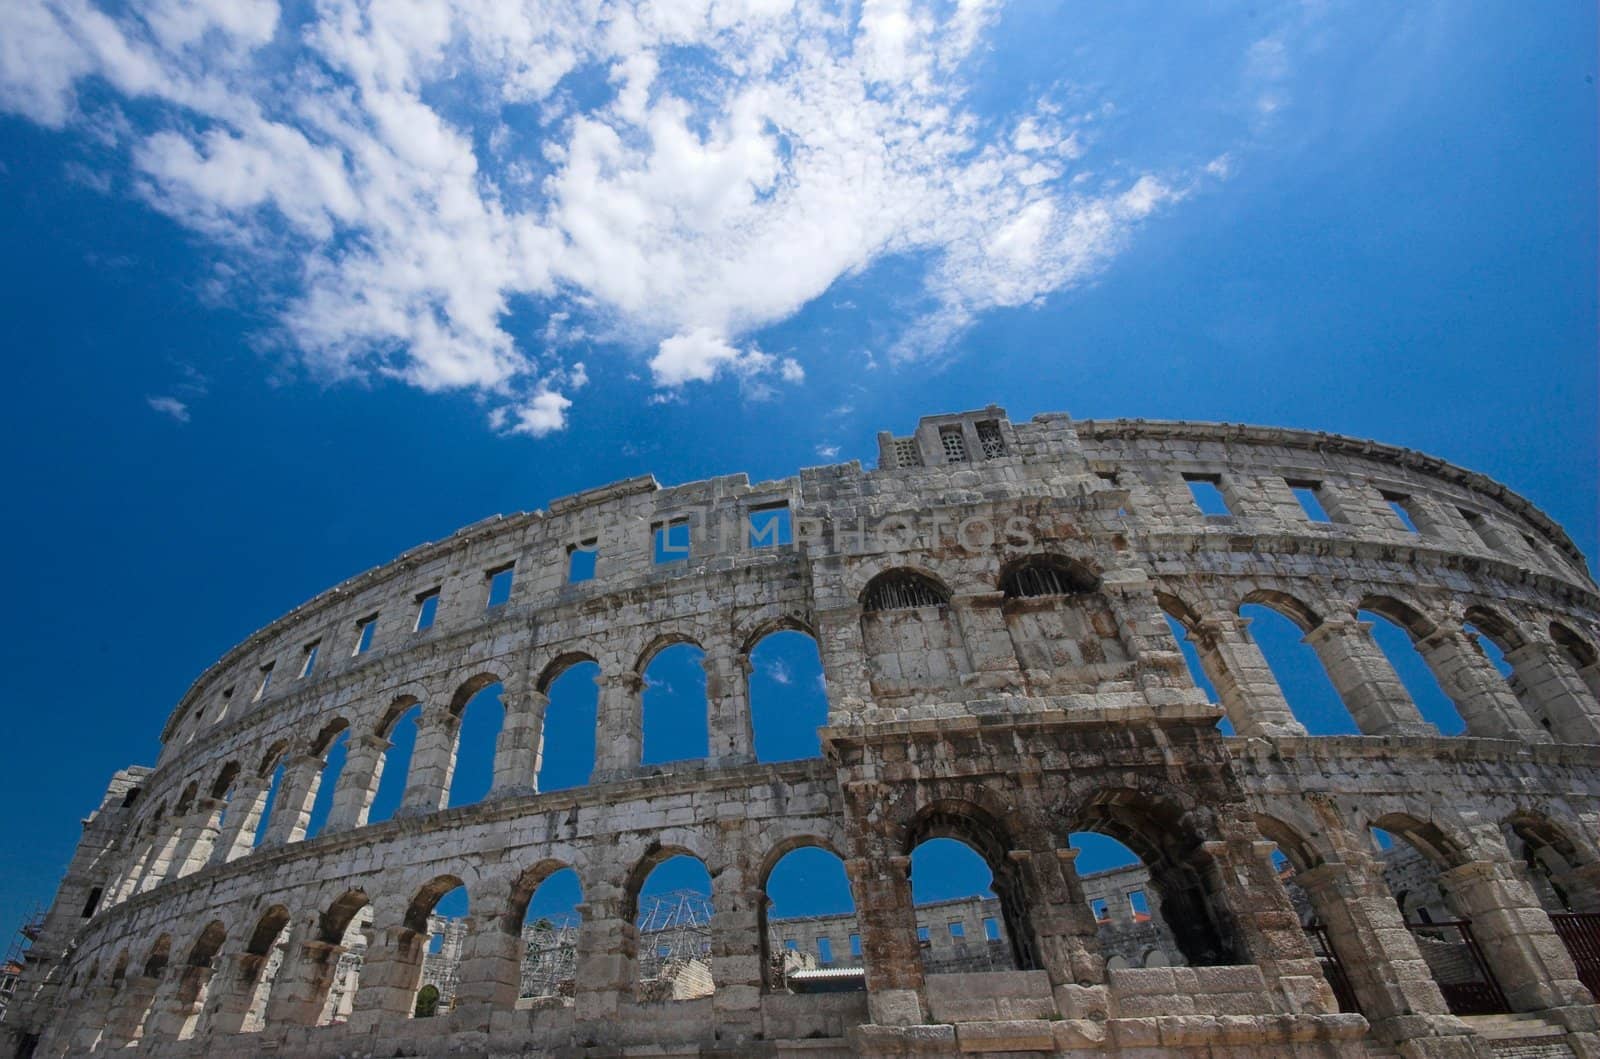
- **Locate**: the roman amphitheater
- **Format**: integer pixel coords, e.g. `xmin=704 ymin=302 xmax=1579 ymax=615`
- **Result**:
xmin=6 ymin=409 xmax=1600 ymax=1058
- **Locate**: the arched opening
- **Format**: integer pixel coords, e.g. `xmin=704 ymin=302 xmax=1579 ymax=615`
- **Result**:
xmin=407 ymin=876 xmax=469 ymax=1017
xmin=312 ymin=889 xmax=373 ymax=1026
xmin=209 ymin=761 xmax=240 ymax=839
xmin=906 ymin=803 xmax=1035 ymax=975
xmin=1239 ymin=601 xmax=1360 ymax=735
xmin=1502 ymin=812 xmax=1597 ymax=914
xmin=749 ymin=630 xmax=827 ymax=762
xmin=999 ymin=555 xmax=1129 ymax=693
xmin=537 ymin=657 xmax=599 ymax=790
xmin=252 ymin=750 xmax=289 ymax=848
xmin=630 ymin=853 xmax=714 ymax=1000
xmin=449 ymin=680 xmax=505 ymax=807
xmin=859 ymin=569 xmax=966 ymax=702
xmin=1156 ymin=597 xmax=1234 ymax=735
xmin=1070 ymin=791 xmax=1239 ymax=967
xmin=762 ymin=844 xmax=862 ymax=992
xmin=369 ymin=701 xmax=422 ymax=824
xmin=514 ymin=864 xmax=583 ymax=1002
xmin=305 ymin=727 xmax=350 ymax=838
xmin=1358 ymin=604 xmax=1467 ymax=735
xmin=640 ymin=643 xmax=709 ymax=766
xmin=235 ymin=904 xmax=291 ymax=1034
xmin=168 ymin=919 xmax=226 ymax=1040
xmin=1070 ymin=832 xmax=1186 ymax=970
xmin=1462 ymin=607 xmax=1544 ymax=726
xmin=1550 ymin=622 xmax=1599 ymax=681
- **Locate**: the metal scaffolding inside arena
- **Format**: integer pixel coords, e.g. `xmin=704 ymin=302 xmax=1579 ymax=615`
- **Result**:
xmin=517 ymin=890 xmax=716 ymax=999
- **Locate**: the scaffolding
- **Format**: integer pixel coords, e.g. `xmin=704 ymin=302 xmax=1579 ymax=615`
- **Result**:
xmin=0 ymin=906 xmax=44 ymax=1024
xmin=635 ymin=890 xmax=714 ymax=983
xmin=519 ymin=912 xmax=581 ymax=999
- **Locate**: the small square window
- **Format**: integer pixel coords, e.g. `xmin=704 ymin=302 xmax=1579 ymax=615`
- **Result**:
xmin=253 ymin=663 xmax=274 ymax=701
xmin=1459 ymin=509 xmax=1497 ymax=550
xmin=1184 ymin=474 xmax=1231 ymax=515
xmin=849 ymin=932 xmax=862 ymax=956
xmin=948 ymin=921 xmax=965 ymax=938
xmin=816 ymin=937 xmax=833 ymax=963
xmin=567 ymin=540 xmax=597 ymax=583
xmin=1128 ymin=890 xmax=1151 ymax=920
xmin=916 ymin=925 xmax=931 ymax=943
xmin=298 ymin=641 xmax=320 ymax=678
xmin=1382 ymin=492 xmax=1420 ymax=533
xmin=1287 ymin=480 xmax=1332 ymax=523
xmin=976 ymin=420 xmax=1006 ymax=459
xmin=352 ymin=615 xmax=377 ymax=656
xmin=414 ymin=589 xmax=440 ymax=632
xmin=748 ymin=504 xmax=792 ymax=549
xmin=939 ymin=425 xmax=967 ymax=463
xmin=486 ymin=564 xmax=515 ymax=609
xmin=1091 ymin=897 xmax=1109 ymax=921
xmin=783 ymin=937 xmax=798 ymax=951
xmin=892 ymin=438 xmax=920 ymax=468
xmin=653 ymin=518 xmax=691 ymax=564
xmin=982 ymin=917 xmax=999 ymax=941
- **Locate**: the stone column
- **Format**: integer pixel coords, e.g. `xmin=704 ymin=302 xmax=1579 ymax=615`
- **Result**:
xmin=1304 ymin=617 xmax=1437 ymax=736
xmin=399 ymin=711 xmax=460 ymax=815
xmin=846 ymin=853 xmax=926 ymax=1026
xmin=1502 ymin=642 xmax=1600 ymax=745
xmin=704 ymin=646 xmax=755 ymax=767
xmin=949 ymin=592 xmax=1026 ymax=694
xmin=1416 ymin=627 xmax=1549 ymax=740
xmin=1192 ymin=615 xmax=1308 ymax=738
xmin=100 ymin=972 xmax=161 ymax=1047
xmin=571 ymin=883 xmax=633 ymax=1032
xmin=202 ymin=951 xmax=273 ymax=1036
xmin=324 ymin=734 xmax=390 ymax=832
xmin=451 ymin=916 xmax=521 ymax=1029
xmin=148 ymin=961 xmax=215 ymax=1041
xmin=259 ymin=753 xmax=324 ymax=847
xmin=347 ymin=924 xmax=428 ymax=1029
xmin=66 ymin=983 xmax=116 ymax=1053
xmin=491 ymin=690 xmax=547 ymax=797
xmin=170 ymin=799 xmax=225 ymax=877
xmin=592 ymin=673 xmax=643 ymax=781
xmin=1292 ymin=857 xmax=1470 ymax=1046
xmin=263 ymin=927 xmax=345 ymax=1027
xmin=813 ymin=604 xmax=873 ymax=718
xmin=210 ymin=775 xmax=269 ymax=865
xmin=1439 ymin=858 xmax=1595 ymax=1011
xmin=1020 ymin=848 xmax=1106 ymax=997
xmin=135 ymin=827 xmax=183 ymax=895
xmin=709 ymin=878 xmax=763 ymax=1042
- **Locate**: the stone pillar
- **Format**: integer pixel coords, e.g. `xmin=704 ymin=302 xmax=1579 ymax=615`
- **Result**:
xmin=451 ymin=916 xmax=520 ymax=1028
xmin=210 ymin=776 xmax=269 ymax=865
xmin=202 ymin=952 xmax=272 ymax=1036
xmin=259 ymin=753 xmax=324 ymax=847
xmin=949 ymin=592 xmax=1026 ymax=694
xmin=65 ymin=983 xmax=115 ymax=1054
xmin=347 ymin=923 xmax=428 ymax=1029
xmin=1439 ymin=858 xmax=1595 ymax=1011
xmin=148 ymin=961 xmax=215 ymax=1041
xmin=263 ymin=928 xmax=345 ymax=1027
xmin=1304 ymin=617 xmax=1437 ymax=736
xmin=100 ymin=972 xmax=161 ymax=1047
xmin=492 ymin=691 xmax=547 ymax=797
xmin=813 ymin=604 xmax=873 ymax=718
xmin=1416 ymin=627 xmax=1549 ymax=740
xmin=135 ymin=827 xmax=183 ymax=895
xmin=324 ymin=734 xmax=390 ymax=832
xmin=846 ymin=854 xmax=926 ymax=1026
xmin=170 ymin=798 xmax=225 ymax=877
xmin=572 ymin=884 xmax=633 ymax=1032
xmin=1192 ymin=615 xmax=1308 ymax=738
xmin=704 ymin=646 xmax=755 ymax=767
xmin=1292 ymin=857 xmax=1469 ymax=1044
xmin=709 ymin=879 xmax=763 ymax=1042
xmin=592 ymin=673 xmax=643 ymax=781
xmin=1020 ymin=848 xmax=1106 ymax=995
xmin=1503 ymin=642 xmax=1600 ymax=745
xmin=399 ymin=711 xmax=460 ymax=815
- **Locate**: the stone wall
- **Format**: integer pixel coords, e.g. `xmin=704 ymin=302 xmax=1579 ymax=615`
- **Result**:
xmin=6 ymin=408 xmax=1600 ymax=1058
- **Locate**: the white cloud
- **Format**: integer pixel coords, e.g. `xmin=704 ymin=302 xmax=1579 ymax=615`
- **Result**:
xmin=0 ymin=0 xmax=1231 ymax=433
xmin=146 ymin=395 xmax=190 ymax=422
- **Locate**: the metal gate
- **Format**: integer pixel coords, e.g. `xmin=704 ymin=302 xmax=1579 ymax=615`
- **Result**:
xmin=1404 ymin=919 xmax=1511 ymax=1016
xmin=1550 ymin=912 xmax=1600 ymax=1001
xmin=1303 ymin=924 xmax=1361 ymax=1014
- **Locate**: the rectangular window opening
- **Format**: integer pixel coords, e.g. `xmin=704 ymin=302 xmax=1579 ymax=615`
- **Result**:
xmin=120 ymin=787 xmax=141 ymax=809
xmin=414 ymin=589 xmax=440 ymax=632
xmin=652 ymin=518 xmax=691 ymax=564
xmin=80 ymin=887 xmax=102 ymax=919
xmin=748 ymin=503 xmax=793 ymax=549
xmin=253 ymin=663 xmax=274 ymax=701
xmin=299 ymin=640 xmax=320 ymax=678
xmin=817 ymin=937 xmax=834 ymax=963
xmin=916 ymin=925 xmax=931 ymax=943
xmin=849 ymin=932 xmax=862 ymax=957
xmin=1382 ymin=492 xmax=1420 ymax=533
xmin=1128 ymin=890 xmax=1151 ymax=921
xmin=567 ymin=539 xmax=598 ymax=583
xmin=1287 ymin=480 xmax=1332 ymax=523
xmin=486 ymin=564 xmax=515 ymax=609
xmin=352 ymin=615 xmax=377 ymax=656
xmin=892 ymin=437 xmax=921 ymax=469
xmin=783 ymin=937 xmax=798 ymax=951
xmin=975 ymin=420 xmax=1006 ymax=459
xmin=982 ymin=917 xmax=1000 ymax=941
xmin=947 ymin=921 xmax=965 ymax=938
xmin=1091 ymin=897 xmax=1109 ymax=922
xmin=1184 ymin=474 xmax=1231 ymax=516
xmin=939 ymin=425 xmax=967 ymax=463
xmin=1459 ymin=509 xmax=1497 ymax=550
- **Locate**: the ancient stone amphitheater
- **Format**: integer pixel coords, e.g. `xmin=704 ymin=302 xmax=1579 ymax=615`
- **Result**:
xmin=7 ymin=409 xmax=1600 ymax=1058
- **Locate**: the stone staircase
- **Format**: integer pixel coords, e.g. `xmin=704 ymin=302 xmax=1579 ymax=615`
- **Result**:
xmin=1459 ymin=1012 xmax=1575 ymax=1058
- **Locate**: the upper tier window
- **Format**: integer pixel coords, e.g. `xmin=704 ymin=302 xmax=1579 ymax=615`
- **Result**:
xmin=863 ymin=570 xmax=949 ymax=612
xmin=1001 ymin=557 xmax=1097 ymax=598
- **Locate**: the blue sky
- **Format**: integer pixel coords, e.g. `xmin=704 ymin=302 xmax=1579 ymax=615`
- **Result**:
xmin=0 ymin=1 xmax=1596 ymax=936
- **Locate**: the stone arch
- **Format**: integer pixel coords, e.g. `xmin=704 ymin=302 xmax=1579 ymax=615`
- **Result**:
xmin=760 ymin=838 xmax=859 ymax=992
xmin=174 ymin=781 xmax=198 ymax=816
xmin=758 ymin=833 xmax=850 ymax=885
xmin=143 ymin=933 xmax=172 ymax=979
xmin=1239 ymin=587 xmax=1323 ymax=632
xmin=1463 ymin=605 xmax=1529 ymax=653
xmin=1252 ymin=812 xmax=1330 ymax=876
xmin=997 ymin=552 xmax=1100 ymax=598
xmin=745 ymin=622 xmax=828 ymax=762
xmin=536 ymin=650 xmax=600 ymax=694
xmin=257 ymin=739 xmax=290 ymax=779
xmin=320 ymin=888 xmax=373 ymax=944
xmin=858 ymin=567 xmax=967 ymax=702
xmin=446 ymin=671 xmax=509 ymax=807
xmin=1502 ymin=809 xmax=1600 ymax=912
xmin=1356 ymin=593 xmax=1439 ymax=639
xmin=999 ymin=553 xmax=1128 ymax=691
xmin=1549 ymin=621 xmax=1599 ymax=669
xmin=1368 ymin=811 xmax=1470 ymax=870
xmin=507 ymin=858 xmax=585 ymax=1002
xmin=405 ymin=874 xmax=470 ymax=935
xmin=1355 ymin=594 xmax=1468 ymax=734
xmin=1238 ymin=590 xmax=1360 ymax=735
xmin=638 ymin=639 xmax=710 ymax=766
xmin=209 ymin=761 xmax=241 ymax=801
xmin=248 ymin=904 xmax=292 ymax=955
xmin=634 ymin=631 xmax=706 ymax=675
xmin=505 ymin=859 xmax=581 ymax=934
xmin=309 ymin=717 xmax=351 ymax=756
xmin=185 ymin=919 xmax=226 ymax=967
xmin=903 ymin=798 xmax=1038 ymax=972
xmin=449 ymin=669 xmax=512 ymax=717
xmin=625 ymin=846 xmax=715 ymax=1000
xmin=624 ymin=843 xmax=713 ymax=918
xmin=860 ymin=567 xmax=952 ymax=612
xmin=737 ymin=612 xmax=817 ymax=658
xmin=376 ymin=689 xmax=428 ymax=738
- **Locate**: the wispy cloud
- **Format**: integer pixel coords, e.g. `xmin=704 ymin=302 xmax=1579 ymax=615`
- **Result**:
xmin=146 ymin=395 xmax=190 ymax=422
xmin=2 ymin=0 xmax=1230 ymax=434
